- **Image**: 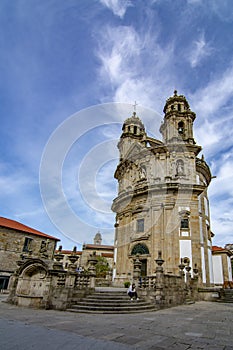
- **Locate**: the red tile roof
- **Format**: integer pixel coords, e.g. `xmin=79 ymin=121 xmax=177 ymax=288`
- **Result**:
xmin=212 ymin=245 xmax=232 ymax=255
xmin=101 ymin=252 xmax=114 ymax=258
xmin=83 ymin=244 xmax=114 ymax=251
xmin=55 ymin=250 xmax=82 ymax=255
xmin=0 ymin=217 xmax=60 ymax=241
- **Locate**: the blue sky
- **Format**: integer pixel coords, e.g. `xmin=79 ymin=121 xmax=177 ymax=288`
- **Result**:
xmin=0 ymin=0 xmax=233 ymax=250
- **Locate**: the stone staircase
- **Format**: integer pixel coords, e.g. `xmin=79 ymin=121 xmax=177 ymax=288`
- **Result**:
xmin=67 ymin=288 xmax=158 ymax=314
xmin=219 ymin=289 xmax=233 ymax=303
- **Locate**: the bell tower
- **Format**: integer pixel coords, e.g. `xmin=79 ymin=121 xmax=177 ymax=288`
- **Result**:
xmin=117 ymin=111 xmax=146 ymax=161
xmin=160 ymin=90 xmax=196 ymax=145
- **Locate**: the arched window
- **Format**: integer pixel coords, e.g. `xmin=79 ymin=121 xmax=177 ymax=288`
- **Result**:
xmin=131 ymin=243 xmax=149 ymax=255
xmin=178 ymin=121 xmax=184 ymax=134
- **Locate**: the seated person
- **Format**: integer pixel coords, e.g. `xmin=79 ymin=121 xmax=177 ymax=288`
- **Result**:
xmin=127 ymin=283 xmax=139 ymax=300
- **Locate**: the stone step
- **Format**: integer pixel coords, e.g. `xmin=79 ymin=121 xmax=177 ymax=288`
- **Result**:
xmin=68 ymin=290 xmax=158 ymax=314
xmin=67 ymin=303 xmax=158 ymax=314
xmin=217 ymin=289 xmax=233 ymax=303
xmin=75 ymin=300 xmax=152 ymax=307
xmin=85 ymin=293 xmax=128 ymax=300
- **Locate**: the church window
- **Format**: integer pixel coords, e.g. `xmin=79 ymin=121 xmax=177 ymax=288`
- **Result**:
xmin=22 ymin=237 xmax=33 ymax=253
xmin=134 ymin=126 xmax=137 ymax=134
xmin=178 ymin=103 xmax=181 ymax=111
xmin=137 ymin=219 xmax=144 ymax=232
xmin=131 ymin=243 xmax=149 ymax=255
xmin=181 ymin=218 xmax=189 ymax=229
xmin=127 ymin=126 xmax=131 ymax=132
xmin=178 ymin=121 xmax=184 ymax=134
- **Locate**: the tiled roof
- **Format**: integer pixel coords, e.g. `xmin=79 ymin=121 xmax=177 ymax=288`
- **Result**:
xmin=55 ymin=250 xmax=82 ymax=255
xmin=212 ymin=245 xmax=224 ymax=251
xmin=212 ymin=245 xmax=232 ymax=255
xmin=0 ymin=216 xmax=60 ymax=241
xmin=101 ymin=252 xmax=114 ymax=258
xmin=83 ymin=244 xmax=114 ymax=251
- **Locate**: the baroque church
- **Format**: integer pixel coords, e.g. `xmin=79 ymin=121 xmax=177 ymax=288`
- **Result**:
xmin=112 ymin=91 xmax=214 ymax=286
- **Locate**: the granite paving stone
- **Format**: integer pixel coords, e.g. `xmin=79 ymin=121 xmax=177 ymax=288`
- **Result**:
xmin=0 ymin=295 xmax=233 ymax=350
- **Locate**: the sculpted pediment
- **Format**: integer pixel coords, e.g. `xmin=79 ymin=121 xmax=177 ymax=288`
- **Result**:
xmin=124 ymin=142 xmax=144 ymax=161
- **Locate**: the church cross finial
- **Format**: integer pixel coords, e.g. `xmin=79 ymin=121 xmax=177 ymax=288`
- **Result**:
xmin=133 ymin=101 xmax=138 ymax=116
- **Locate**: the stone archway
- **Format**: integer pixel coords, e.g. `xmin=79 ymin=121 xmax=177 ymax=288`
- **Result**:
xmin=131 ymin=243 xmax=149 ymax=255
xmin=15 ymin=260 xmax=49 ymax=307
xmin=131 ymin=243 xmax=149 ymax=276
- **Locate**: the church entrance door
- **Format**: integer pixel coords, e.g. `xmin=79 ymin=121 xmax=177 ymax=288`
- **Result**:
xmin=140 ymin=259 xmax=147 ymax=277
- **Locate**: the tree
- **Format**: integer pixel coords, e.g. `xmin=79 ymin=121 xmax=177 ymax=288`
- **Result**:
xmin=95 ymin=256 xmax=110 ymax=278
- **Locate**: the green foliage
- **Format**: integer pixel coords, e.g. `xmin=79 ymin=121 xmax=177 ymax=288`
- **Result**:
xmin=124 ymin=281 xmax=130 ymax=288
xmin=95 ymin=256 xmax=110 ymax=278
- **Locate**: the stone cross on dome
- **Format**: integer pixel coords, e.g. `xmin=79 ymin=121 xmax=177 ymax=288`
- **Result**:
xmin=132 ymin=101 xmax=138 ymax=116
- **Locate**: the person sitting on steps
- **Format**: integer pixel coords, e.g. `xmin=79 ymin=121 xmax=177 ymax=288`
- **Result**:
xmin=127 ymin=283 xmax=139 ymax=301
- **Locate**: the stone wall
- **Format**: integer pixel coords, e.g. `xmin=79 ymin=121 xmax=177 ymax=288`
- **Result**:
xmin=0 ymin=227 xmax=57 ymax=273
xmin=7 ymin=253 xmax=97 ymax=310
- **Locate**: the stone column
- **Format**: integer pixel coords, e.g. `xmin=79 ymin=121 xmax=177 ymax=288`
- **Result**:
xmin=155 ymin=251 xmax=164 ymax=305
xmin=68 ymin=247 xmax=79 ymax=272
xmin=88 ymin=254 xmax=98 ymax=289
xmin=185 ymin=264 xmax=192 ymax=300
xmin=191 ymin=263 xmax=199 ymax=300
xmin=133 ymin=254 xmax=142 ymax=287
xmin=179 ymin=258 xmax=185 ymax=281
xmin=53 ymin=246 xmax=64 ymax=270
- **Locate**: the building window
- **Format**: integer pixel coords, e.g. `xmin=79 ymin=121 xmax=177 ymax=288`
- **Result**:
xmin=178 ymin=121 xmax=184 ymax=134
xmin=22 ymin=237 xmax=33 ymax=253
xmin=137 ymin=219 xmax=144 ymax=232
xmin=134 ymin=126 xmax=137 ymax=134
xmin=181 ymin=218 xmax=189 ymax=229
xmin=131 ymin=243 xmax=149 ymax=255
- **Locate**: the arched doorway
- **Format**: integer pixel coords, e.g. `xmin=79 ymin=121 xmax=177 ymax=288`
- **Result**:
xmin=131 ymin=243 xmax=149 ymax=277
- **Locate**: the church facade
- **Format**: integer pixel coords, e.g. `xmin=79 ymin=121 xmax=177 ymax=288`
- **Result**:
xmin=112 ymin=91 xmax=214 ymax=287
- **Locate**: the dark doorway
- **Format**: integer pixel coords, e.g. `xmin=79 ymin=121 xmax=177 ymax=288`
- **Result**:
xmin=141 ymin=259 xmax=147 ymax=277
xmin=0 ymin=276 xmax=10 ymax=291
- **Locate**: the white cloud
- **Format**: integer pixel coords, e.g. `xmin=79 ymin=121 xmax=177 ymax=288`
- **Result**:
xmin=211 ymin=0 xmax=233 ymax=23
xmin=99 ymin=0 xmax=132 ymax=18
xmin=96 ymin=24 xmax=175 ymax=110
xmin=188 ymin=33 xmax=213 ymax=68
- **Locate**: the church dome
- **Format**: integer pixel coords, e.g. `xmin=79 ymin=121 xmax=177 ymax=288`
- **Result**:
xmin=121 ymin=112 xmax=145 ymax=137
xmin=123 ymin=112 xmax=145 ymax=128
xmin=163 ymin=90 xmax=192 ymax=115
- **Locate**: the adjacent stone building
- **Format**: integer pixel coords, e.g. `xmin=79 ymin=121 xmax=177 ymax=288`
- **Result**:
xmin=112 ymin=91 xmax=214 ymax=286
xmin=80 ymin=232 xmax=114 ymax=270
xmin=212 ymin=246 xmax=232 ymax=286
xmin=57 ymin=232 xmax=114 ymax=272
xmin=0 ymin=216 xmax=59 ymax=290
